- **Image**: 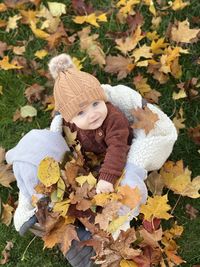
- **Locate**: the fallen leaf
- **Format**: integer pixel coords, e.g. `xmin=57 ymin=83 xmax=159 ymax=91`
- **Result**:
xmin=1 ymin=203 xmax=14 ymax=226
xmin=78 ymin=26 xmax=105 ymax=67
xmin=38 ymin=157 xmax=60 ymax=187
xmin=20 ymin=105 xmax=37 ymax=118
xmin=172 ymin=107 xmax=185 ymax=132
xmin=131 ymin=106 xmax=159 ymax=134
xmin=30 ymin=20 xmax=50 ymax=39
xmin=73 ymin=13 xmax=107 ymax=27
xmin=12 ymin=45 xmax=25 ymax=55
xmin=53 ymin=199 xmax=70 ymax=216
xmin=170 ymin=20 xmax=200 ymax=43
xmin=0 ymin=164 xmax=15 ymax=188
xmin=115 ymin=26 xmax=144 ymax=54
xmin=171 ymin=0 xmax=190 ymax=11
xmin=133 ymin=75 xmax=152 ymax=96
xmin=105 ymin=55 xmax=134 ymax=80
xmin=139 ymin=227 xmax=163 ymax=248
xmin=132 ymin=44 xmax=153 ymax=62
xmin=0 ymin=241 xmax=13 ymax=265
xmin=146 ymin=171 xmax=165 ymax=195
xmin=43 ymin=219 xmax=79 ymax=255
xmin=140 ymin=194 xmax=172 ymax=220
xmin=34 ymin=49 xmax=48 ymax=59
xmin=24 ymin=83 xmax=44 ymax=103
xmin=188 ymin=124 xmax=200 ymax=145
xmin=0 ymin=56 xmax=23 ymax=70
xmin=0 ymin=147 xmax=5 ymax=163
xmin=76 ymin=172 xmax=97 ymax=188
xmin=47 ymin=2 xmax=66 ymax=17
xmin=143 ymin=89 xmax=161 ymax=104
xmin=151 ymin=38 xmax=168 ymax=54
xmin=6 ymin=14 xmax=22 ymax=32
xmin=117 ymin=185 xmax=141 ymax=209
xmin=185 ymin=204 xmax=199 ymax=220
xmin=160 ymin=160 xmax=200 ymax=198
xmin=0 ymin=41 xmax=8 ymax=58
xmin=120 ymin=259 xmax=138 ymax=267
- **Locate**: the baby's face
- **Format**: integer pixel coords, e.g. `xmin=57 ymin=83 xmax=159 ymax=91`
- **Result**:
xmin=70 ymin=100 xmax=108 ymax=130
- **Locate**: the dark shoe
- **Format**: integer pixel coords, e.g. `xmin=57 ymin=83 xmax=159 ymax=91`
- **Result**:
xmin=19 ymin=215 xmax=38 ymax=236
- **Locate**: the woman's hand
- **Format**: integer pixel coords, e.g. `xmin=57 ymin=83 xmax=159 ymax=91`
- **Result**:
xmin=96 ymin=180 xmax=114 ymax=194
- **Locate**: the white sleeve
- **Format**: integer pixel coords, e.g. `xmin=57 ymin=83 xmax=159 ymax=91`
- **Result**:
xmin=50 ymin=114 xmax=63 ymax=133
xmin=101 ymin=84 xmax=178 ymax=172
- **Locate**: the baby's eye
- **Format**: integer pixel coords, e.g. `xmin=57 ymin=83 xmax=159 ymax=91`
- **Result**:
xmin=93 ymin=101 xmax=99 ymax=107
xmin=77 ymin=111 xmax=84 ymax=116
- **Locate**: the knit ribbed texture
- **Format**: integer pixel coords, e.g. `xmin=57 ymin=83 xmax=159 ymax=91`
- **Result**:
xmin=54 ymin=68 xmax=107 ymax=121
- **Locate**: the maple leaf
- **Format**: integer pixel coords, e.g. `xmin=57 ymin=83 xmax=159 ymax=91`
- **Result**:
xmin=20 ymin=9 xmax=37 ymax=24
xmin=43 ymin=219 xmax=79 ymax=255
xmin=140 ymin=194 xmax=172 ymax=221
xmin=132 ymin=44 xmax=153 ymax=63
xmin=46 ymin=24 xmax=69 ymax=49
xmin=73 ymin=13 xmax=107 ymax=27
xmin=160 ymin=160 xmax=200 ymax=198
xmin=0 ymin=241 xmax=13 ymax=265
xmin=38 ymin=157 xmax=60 ymax=187
xmin=72 ymin=0 xmax=94 ymax=15
xmin=95 ymin=201 xmax=121 ymax=230
xmin=171 ymin=0 xmax=190 ymax=11
xmin=20 ymin=105 xmax=37 ymax=118
xmin=0 ymin=56 xmax=23 ymax=70
xmin=1 ymin=203 xmax=14 ymax=226
xmin=30 ymin=20 xmax=50 ymax=39
xmin=78 ymin=26 xmax=105 ymax=67
xmin=172 ymin=107 xmax=185 ymax=132
xmin=170 ymin=20 xmax=200 ymax=43
xmin=131 ymin=106 xmax=159 ymax=134
xmin=76 ymin=172 xmax=97 ymax=188
xmin=6 ymin=14 xmax=22 ymax=32
xmin=105 ymin=55 xmax=135 ymax=80
xmin=150 ymin=38 xmax=168 ymax=54
xmin=53 ymin=199 xmax=70 ymax=216
xmin=12 ymin=45 xmax=25 ymax=55
xmin=24 ymin=83 xmax=44 ymax=103
xmin=0 ymin=163 xmax=15 ymax=188
xmin=133 ymin=75 xmax=152 ymax=96
xmin=34 ymin=49 xmax=48 ymax=59
xmin=143 ymin=89 xmax=161 ymax=104
xmin=117 ymin=185 xmax=141 ymax=209
xmin=0 ymin=41 xmax=8 ymax=58
xmin=138 ymin=227 xmax=162 ymax=248
xmin=116 ymin=0 xmax=140 ymax=19
xmin=115 ymin=26 xmax=144 ymax=54
xmin=47 ymin=2 xmax=66 ymax=17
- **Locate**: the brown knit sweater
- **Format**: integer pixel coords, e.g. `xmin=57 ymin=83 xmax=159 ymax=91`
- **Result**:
xmin=64 ymin=102 xmax=133 ymax=185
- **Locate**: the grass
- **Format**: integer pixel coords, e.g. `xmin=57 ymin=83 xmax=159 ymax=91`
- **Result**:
xmin=0 ymin=0 xmax=200 ymax=266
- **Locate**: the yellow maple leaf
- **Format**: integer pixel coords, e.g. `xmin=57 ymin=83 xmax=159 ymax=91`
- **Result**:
xmin=151 ymin=38 xmax=168 ymax=54
xmin=30 ymin=20 xmax=50 ymax=39
xmin=116 ymin=26 xmax=144 ymax=54
xmin=53 ymin=199 xmax=70 ymax=216
xmin=107 ymin=214 xmax=129 ymax=233
xmin=73 ymin=13 xmax=107 ymax=28
xmin=171 ymin=20 xmax=200 ymax=43
xmin=47 ymin=2 xmax=66 ymax=17
xmin=133 ymin=74 xmax=152 ymax=96
xmin=172 ymin=88 xmax=187 ymax=100
xmin=140 ymin=194 xmax=172 ymax=220
xmin=117 ymin=185 xmax=141 ymax=209
xmin=38 ymin=157 xmax=60 ymax=187
xmin=34 ymin=49 xmax=48 ymax=59
xmin=132 ymin=44 xmax=153 ymax=63
xmin=76 ymin=172 xmax=97 ymax=187
xmin=146 ymin=31 xmax=159 ymax=41
xmin=172 ymin=107 xmax=185 ymax=132
xmin=0 ymin=56 xmax=23 ymax=70
xmin=120 ymin=259 xmax=138 ymax=267
xmin=6 ymin=14 xmax=22 ymax=32
xmin=72 ymin=57 xmax=85 ymax=70
xmin=20 ymin=9 xmax=37 ymax=24
xmin=57 ymin=177 xmax=65 ymax=200
xmin=117 ymin=0 xmax=140 ymax=18
xmin=143 ymin=0 xmax=157 ymax=16
xmin=160 ymin=160 xmax=200 ymax=198
xmin=171 ymin=0 xmax=190 ymax=11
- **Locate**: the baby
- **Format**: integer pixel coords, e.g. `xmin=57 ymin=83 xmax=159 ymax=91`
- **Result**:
xmin=49 ymin=54 xmax=134 ymax=194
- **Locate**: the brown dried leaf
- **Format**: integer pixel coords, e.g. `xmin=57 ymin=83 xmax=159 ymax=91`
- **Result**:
xmin=1 ymin=203 xmax=14 ymax=226
xmin=139 ymin=227 xmax=163 ymax=248
xmin=0 ymin=164 xmax=15 ymax=188
xmin=0 ymin=41 xmax=8 ymax=58
xmin=0 ymin=241 xmax=13 ymax=265
xmin=24 ymin=83 xmax=44 ymax=103
xmin=105 ymin=55 xmax=135 ymax=80
xmin=131 ymin=106 xmax=159 ymax=134
xmin=0 ymin=147 xmax=5 ymax=164
xmin=188 ymin=124 xmax=200 ymax=145
xmin=185 ymin=204 xmax=199 ymax=220
xmin=144 ymin=89 xmax=161 ymax=104
xmin=146 ymin=171 xmax=165 ymax=196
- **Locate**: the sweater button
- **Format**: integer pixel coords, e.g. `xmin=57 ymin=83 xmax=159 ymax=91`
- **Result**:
xmin=98 ymin=131 xmax=103 ymax=136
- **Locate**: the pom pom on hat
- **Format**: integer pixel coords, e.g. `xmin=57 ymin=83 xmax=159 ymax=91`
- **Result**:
xmin=48 ymin=54 xmax=75 ymax=79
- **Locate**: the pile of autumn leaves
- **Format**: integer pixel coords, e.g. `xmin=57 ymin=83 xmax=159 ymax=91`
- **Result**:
xmin=28 ymin=125 xmax=199 ymax=267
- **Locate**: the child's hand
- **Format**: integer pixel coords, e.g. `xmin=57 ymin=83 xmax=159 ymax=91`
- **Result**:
xmin=96 ymin=180 xmax=114 ymax=194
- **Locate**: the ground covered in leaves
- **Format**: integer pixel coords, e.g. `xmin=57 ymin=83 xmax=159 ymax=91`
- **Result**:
xmin=0 ymin=0 xmax=200 ymax=266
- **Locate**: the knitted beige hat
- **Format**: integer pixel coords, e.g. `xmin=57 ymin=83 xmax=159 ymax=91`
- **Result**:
xmin=48 ymin=54 xmax=107 ymax=122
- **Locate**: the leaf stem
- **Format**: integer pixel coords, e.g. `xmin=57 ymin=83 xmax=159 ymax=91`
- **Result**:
xmin=171 ymin=195 xmax=182 ymax=215
xmin=21 ymin=236 xmax=37 ymax=261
